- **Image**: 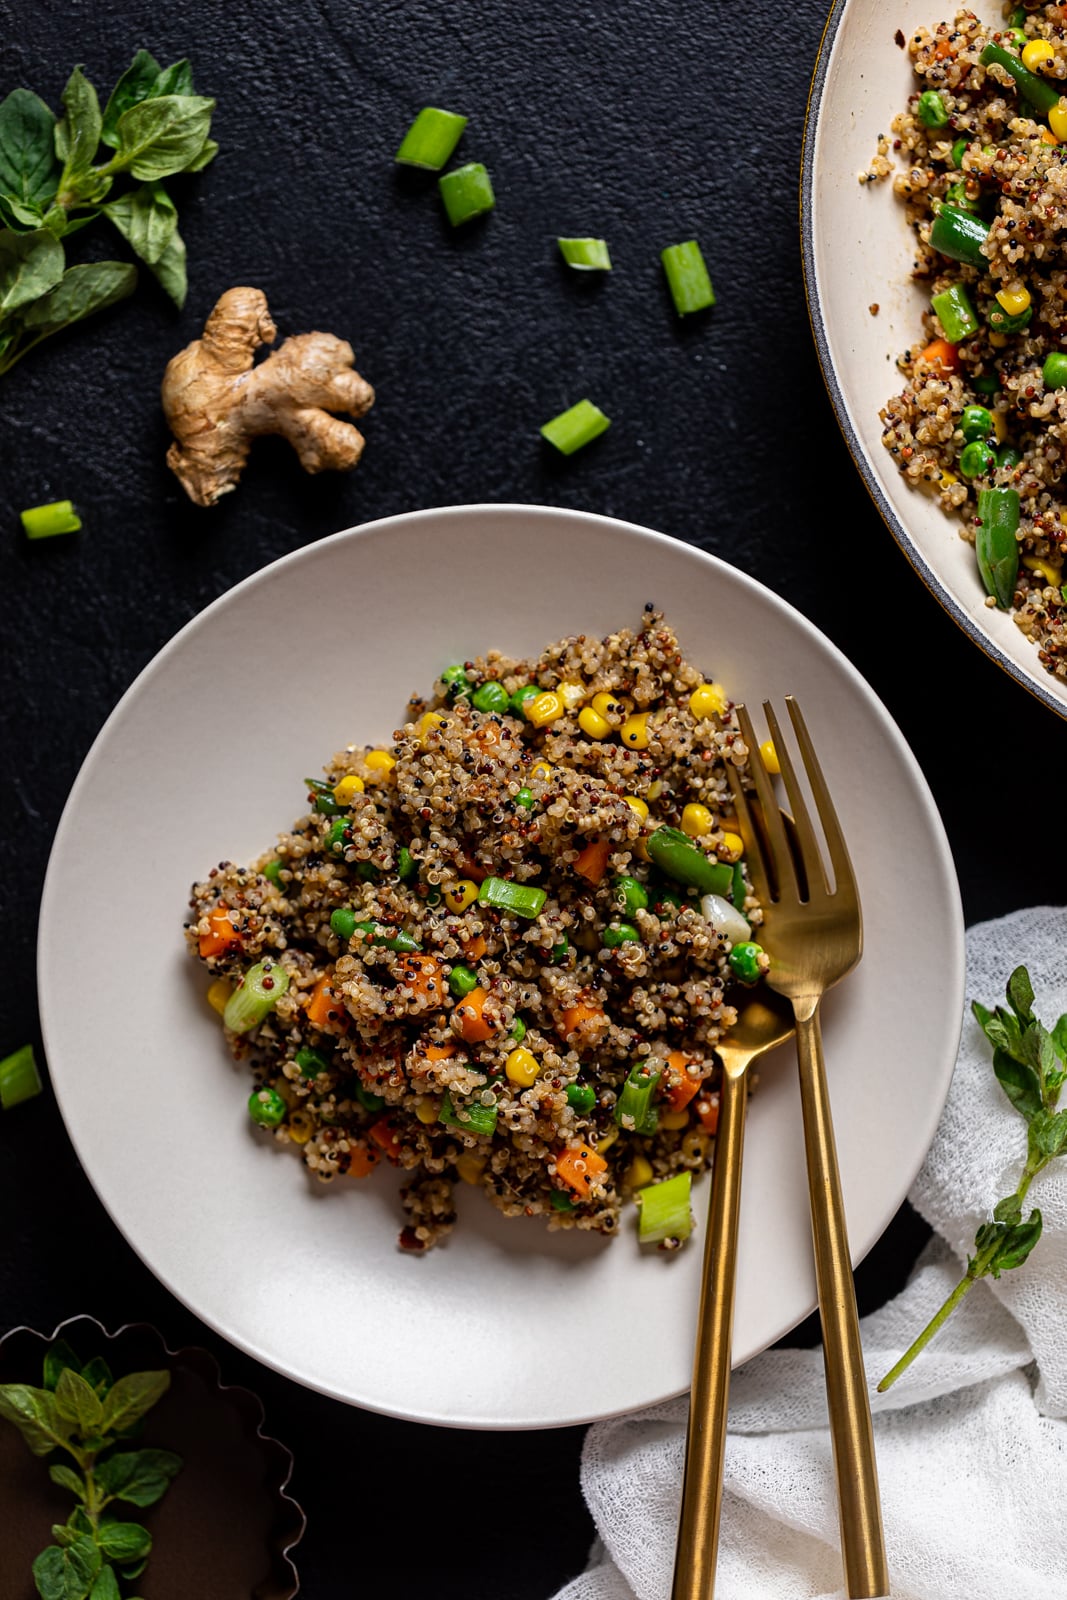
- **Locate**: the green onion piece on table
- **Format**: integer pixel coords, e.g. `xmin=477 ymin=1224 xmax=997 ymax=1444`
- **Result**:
xmin=637 ymin=1171 xmax=693 ymax=1244
xmin=540 ymin=399 xmax=611 ymax=456
xmin=931 ymin=284 xmax=978 ymax=344
xmin=223 ymin=961 xmax=290 ymax=1034
xmin=614 ymin=1061 xmax=662 ymax=1134
xmin=979 ymin=41 xmax=1061 ymax=116
xmin=557 ymin=237 xmax=612 ymax=270
xmin=395 ymin=106 xmax=468 ymax=170
xmin=440 ymin=1091 xmax=498 ymax=1137
xmin=647 ymin=826 xmax=734 ymax=896
xmin=929 ymin=206 xmax=990 ymax=269
xmin=478 ymin=877 xmax=547 ymax=917
xmin=438 ymin=162 xmax=495 ymax=226
xmin=661 ymin=240 xmax=716 ymax=315
xmin=0 ymin=1044 xmax=42 ymax=1110
xmin=976 ymin=487 xmax=1020 ymax=609
xmin=20 ymin=500 xmax=82 ymax=539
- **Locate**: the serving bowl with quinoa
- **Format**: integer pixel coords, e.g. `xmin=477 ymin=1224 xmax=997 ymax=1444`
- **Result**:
xmin=803 ymin=0 xmax=1067 ymax=718
xmin=38 ymin=505 xmax=963 ymax=1426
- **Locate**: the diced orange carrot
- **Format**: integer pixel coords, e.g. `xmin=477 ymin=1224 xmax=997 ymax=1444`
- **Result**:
xmin=933 ymin=37 xmax=954 ymax=59
xmin=368 ymin=1117 xmax=402 ymax=1161
xmin=555 ymin=1143 xmax=608 ymax=1198
xmin=463 ymin=934 xmax=488 ymax=961
xmin=917 ymin=337 xmax=959 ymax=372
xmin=305 ymin=973 xmax=349 ymax=1032
xmin=454 ymin=986 xmax=493 ymax=1043
xmin=346 ymin=1141 xmax=380 ymax=1178
xmin=694 ymin=1093 xmax=720 ymax=1135
xmin=423 ymin=1041 xmax=457 ymax=1062
xmin=574 ymin=838 xmax=611 ymax=884
xmin=199 ymin=907 xmax=242 ymax=959
xmin=559 ymin=1001 xmax=605 ymax=1040
xmin=664 ymin=1050 xmax=703 ymax=1112
xmin=475 ymin=722 xmax=501 ymax=749
xmin=397 ymin=954 xmax=447 ymax=1004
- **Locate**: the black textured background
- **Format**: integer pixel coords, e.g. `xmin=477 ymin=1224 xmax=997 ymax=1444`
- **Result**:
xmin=2 ymin=3 xmax=1066 ymax=1596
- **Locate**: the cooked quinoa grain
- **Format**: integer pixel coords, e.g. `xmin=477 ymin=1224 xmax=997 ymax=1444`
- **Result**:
xmin=185 ymin=613 xmax=767 ymax=1252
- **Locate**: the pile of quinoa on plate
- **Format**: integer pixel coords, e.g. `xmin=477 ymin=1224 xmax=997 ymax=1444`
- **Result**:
xmin=873 ymin=4 xmax=1067 ymax=678
xmin=186 ymin=610 xmax=769 ymax=1253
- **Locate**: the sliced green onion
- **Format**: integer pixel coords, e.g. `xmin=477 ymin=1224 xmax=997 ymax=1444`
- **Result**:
xmin=557 ymin=237 xmax=612 ymax=271
xmin=614 ymin=1061 xmax=662 ymax=1134
xmin=395 ymin=107 xmax=468 ymax=170
xmin=647 ymin=827 xmax=734 ymax=896
xmin=540 ymin=399 xmax=611 ymax=456
xmin=478 ymin=877 xmax=546 ymax=917
xmin=440 ymin=1091 xmax=498 ymax=1137
xmin=976 ymin=487 xmax=1020 ymax=609
xmin=637 ymin=1171 xmax=693 ymax=1244
xmin=20 ymin=500 xmax=81 ymax=539
xmin=661 ymin=240 xmax=716 ymax=315
xmin=0 ymin=1044 xmax=42 ymax=1110
xmin=438 ymin=162 xmax=495 ymax=226
xmin=931 ymin=284 xmax=978 ymax=344
xmin=223 ymin=961 xmax=290 ymax=1035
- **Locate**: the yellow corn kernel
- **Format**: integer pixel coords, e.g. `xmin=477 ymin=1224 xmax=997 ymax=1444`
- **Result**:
xmin=559 ymin=681 xmax=586 ymax=711
xmin=988 ymin=331 xmax=1008 ymax=348
xmin=416 ymin=711 xmax=448 ymax=746
xmin=992 ymin=409 xmax=1008 ymax=444
xmin=1024 ymin=554 xmax=1064 ymax=585
xmin=206 ymin=978 xmax=232 ymax=1015
xmin=415 ymin=1098 xmax=439 ymax=1124
xmin=660 ymin=1107 xmax=690 ymax=1131
xmin=596 ymin=1126 xmax=619 ymax=1155
xmin=1050 ymin=98 xmax=1067 ymax=142
xmin=444 ymin=878 xmax=479 ymax=912
xmin=578 ymin=705 xmax=611 ymax=739
xmin=625 ymin=1153 xmax=655 ymax=1190
xmin=364 ymin=749 xmax=397 ymax=779
xmin=995 ymin=284 xmax=1031 ymax=317
xmin=646 ymin=779 xmax=664 ymax=800
xmin=288 ymin=1110 xmax=314 ymax=1145
xmin=940 ymin=470 xmax=959 ymax=488
xmin=620 ymin=712 xmax=650 ymax=749
xmin=720 ymin=831 xmax=745 ymax=863
xmin=529 ymin=758 xmax=555 ymax=782
xmin=333 ymin=774 xmax=365 ymax=803
xmin=527 ymin=691 xmax=564 ymax=727
xmin=505 ymin=1046 xmax=541 ymax=1087
xmin=681 ymin=803 xmax=714 ymax=838
xmin=623 ymin=795 xmax=649 ymax=822
xmin=689 ymin=681 xmax=728 ymax=719
xmin=1022 ymin=38 xmax=1055 ymax=72
xmin=456 ymin=1151 xmax=487 ymax=1185
xmin=592 ymin=690 xmax=627 ymax=719
xmin=759 ymin=739 xmax=780 ymax=774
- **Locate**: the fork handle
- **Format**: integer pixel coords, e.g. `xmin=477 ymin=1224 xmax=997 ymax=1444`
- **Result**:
xmin=795 ymin=1003 xmax=888 ymax=1599
xmin=671 ymin=1065 xmax=748 ymax=1600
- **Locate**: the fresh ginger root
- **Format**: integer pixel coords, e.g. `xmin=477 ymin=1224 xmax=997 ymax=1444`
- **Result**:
xmin=161 ymin=286 xmax=375 ymax=506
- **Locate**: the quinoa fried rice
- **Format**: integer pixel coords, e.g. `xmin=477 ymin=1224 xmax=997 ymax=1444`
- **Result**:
xmin=872 ymin=5 xmax=1067 ymax=677
xmin=185 ymin=610 xmax=768 ymax=1253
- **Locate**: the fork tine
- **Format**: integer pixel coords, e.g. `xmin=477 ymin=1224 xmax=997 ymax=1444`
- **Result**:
xmin=724 ymin=759 xmax=773 ymax=905
xmin=763 ymin=702 xmax=831 ymax=900
xmin=785 ymin=696 xmax=858 ymax=905
xmin=734 ymin=703 xmax=800 ymax=902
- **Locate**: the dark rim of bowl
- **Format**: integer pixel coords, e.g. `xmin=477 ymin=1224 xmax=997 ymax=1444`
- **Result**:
xmin=799 ymin=0 xmax=1067 ymax=722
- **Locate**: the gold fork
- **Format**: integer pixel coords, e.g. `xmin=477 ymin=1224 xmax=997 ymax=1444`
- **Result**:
xmin=727 ymin=696 xmax=888 ymax=1599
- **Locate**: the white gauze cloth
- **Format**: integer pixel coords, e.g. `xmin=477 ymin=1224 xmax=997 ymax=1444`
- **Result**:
xmin=553 ymin=906 xmax=1067 ymax=1600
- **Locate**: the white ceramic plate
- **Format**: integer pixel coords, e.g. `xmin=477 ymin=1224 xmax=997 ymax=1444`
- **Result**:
xmin=803 ymin=0 xmax=1067 ymax=721
xmin=39 ymin=506 xmax=963 ymax=1429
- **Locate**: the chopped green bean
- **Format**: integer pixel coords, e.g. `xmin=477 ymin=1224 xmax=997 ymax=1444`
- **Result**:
xmin=979 ymin=41 xmax=1061 ymax=115
xmin=478 ymin=877 xmax=547 ymax=917
xmin=352 ymin=920 xmax=420 ymax=953
xmin=647 ymin=827 xmax=734 ymax=896
xmin=976 ymin=487 xmax=1020 ymax=609
xmin=397 ymin=846 xmax=417 ymax=883
xmin=929 ymin=206 xmax=990 ymax=270
xmin=614 ymin=1061 xmax=662 ymax=1135
xmin=931 ymin=284 xmax=978 ymax=344
xmin=440 ymin=1091 xmax=498 ymax=1136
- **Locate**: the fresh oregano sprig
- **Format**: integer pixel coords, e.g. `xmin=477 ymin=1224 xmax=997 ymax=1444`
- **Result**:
xmin=0 ymin=50 xmax=217 ymax=376
xmin=879 ymin=964 xmax=1067 ymax=1391
xmin=0 ymin=1337 xmax=182 ymax=1599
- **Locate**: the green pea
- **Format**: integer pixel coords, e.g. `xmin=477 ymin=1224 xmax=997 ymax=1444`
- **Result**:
xmin=917 ymin=89 xmax=949 ymax=128
xmin=295 ymin=1046 xmax=329 ymax=1078
xmin=472 ymin=681 xmax=510 ymax=714
xmin=449 ymin=963 xmax=479 ymax=998
xmin=1006 ymin=26 xmax=1027 ymax=48
xmin=959 ymin=440 xmax=997 ymax=478
xmin=325 ymin=819 xmax=350 ymax=856
xmin=330 ymin=907 xmax=357 ymax=940
xmin=356 ymin=861 xmax=380 ymax=882
xmin=998 ymin=445 xmax=1021 ymax=470
xmin=549 ymin=1189 xmax=576 ymax=1211
xmin=603 ymin=922 xmax=640 ymax=947
xmin=550 ymin=936 xmax=570 ymax=964
xmin=248 ymin=1087 xmax=287 ymax=1128
xmin=959 ymin=404 xmax=994 ymax=442
xmin=951 ymin=137 xmax=969 ymax=168
xmin=440 ymin=664 xmax=471 ymax=699
xmin=1043 ymin=352 xmax=1067 ymax=389
xmin=728 ymin=941 xmax=764 ymax=985
xmin=615 ymin=875 xmax=649 ymax=914
xmin=263 ymin=859 xmax=284 ymax=886
xmin=509 ymin=685 xmax=539 ymax=718
xmin=565 ymin=1083 xmax=596 ymax=1113
xmin=355 ymin=1083 xmax=385 ymax=1111
xmin=397 ymin=846 xmax=417 ymax=883
xmin=972 ymin=373 xmax=1000 ymax=395
xmin=944 ymin=181 xmax=977 ymax=213
xmin=515 ymin=787 xmax=535 ymax=811
xmin=510 ymin=1017 xmax=526 ymax=1042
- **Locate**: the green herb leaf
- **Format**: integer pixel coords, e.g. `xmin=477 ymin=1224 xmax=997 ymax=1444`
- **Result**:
xmin=100 ymin=51 xmax=162 ymax=148
xmin=48 ymin=1464 xmax=86 ymax=1500
xmin=79 ymin=1357 xmax=112 ymax=1397
xmin=0 ymin=88 xmax=60 ymax=209
xmin=147 ymin=225 xmax=186 ymax=308
xmin=99 ymin=1370 xmax=169 ymax=1435
xmin=113 ymin=95 xmax=214 ymax=181
xmin=54 ymin=68 xmax=101 ymax=186
xmin=992 ymin=1045 xmax=1042 ymax=1120
xmin=1028 ymin=1107 xmax=1067 ymax=1159
xmin=1007 ymin=965 xmax=1034 ymax=1025
xmin=992 ymin=1194 xmax=1023 ymax=1225
xmin=88 ymin=1567 xmax=120 ymax=1600
xmin=0 ymin=192 xmax=48 ymax=230
xmin=1051 ymin=1014 xmax=1067 ymax=1064
xmin=0 ymin=226 xmax=63 ymax=314
xmin=51 ymin=1525 xmax=78 ymax=1548
xmin=67 ymin=1507 xmax=92 ymax=1538
xmin=97 ymin=1522 xmax=151 ymax=1563
xmin=118 ymin=1562 xmax=148 ymax=1582
xmin=22 ymin=260 xmax=137 ymax=334
xmin=181 ymin=136 xmax=218 ymax=172
xmin=54 ymin=1369 xmax=104 ymax=1436
xmin=971 ymin=999 xmax=1023 ymax=1059
xmin=32 ymin=1536 xmax=100 ymax=1600
xmin=991 ymin=1209 xmax=1043 ymax=1274
xmin=43 ymin=1340 xmax=82 ymax=1393
xmin=0 ymin=1382 xmax=72 ymax=1455
xmin=95 ymin=1448 xmax=182 ymax=1508
xmin=100 ymin=181 xmax=175 ymax=265
xmin=155 ymin=59 xmax=195 ymax=97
